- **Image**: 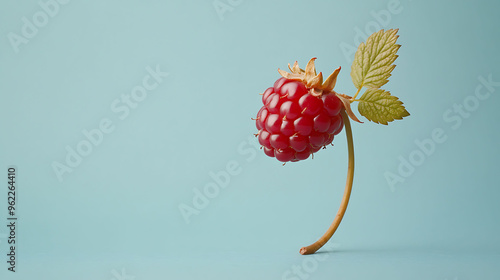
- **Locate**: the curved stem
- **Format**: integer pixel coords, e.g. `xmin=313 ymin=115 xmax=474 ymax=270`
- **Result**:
xmin=300 ymin=109 xmax=355 ymax=255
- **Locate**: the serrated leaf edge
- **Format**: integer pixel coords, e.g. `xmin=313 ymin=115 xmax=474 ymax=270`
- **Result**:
xmin=357 ymin=88 xmax=409 ymax=125
xmin=351 ymin=29 xmax=400 ymax=90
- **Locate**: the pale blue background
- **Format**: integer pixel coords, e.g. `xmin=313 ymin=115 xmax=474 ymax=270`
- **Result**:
xmin=1 ymin=0 xmax=499 ymax=279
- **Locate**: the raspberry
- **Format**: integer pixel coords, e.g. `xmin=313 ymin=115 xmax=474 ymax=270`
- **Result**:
xmin=253 ymin=31 xmax=409 ymax=256
xmin=255 ymin=59 xmax=344 ymax=163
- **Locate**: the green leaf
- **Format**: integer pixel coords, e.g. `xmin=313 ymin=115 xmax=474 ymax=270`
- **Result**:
xmin=351 ymin=29 xmax=400 ymax=89
xmin=358 ymin=88 xmax=410 ymax=125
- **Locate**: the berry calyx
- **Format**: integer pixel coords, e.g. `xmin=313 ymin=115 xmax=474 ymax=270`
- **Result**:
xmin=277 ymin=58 xmax=341 ymax=97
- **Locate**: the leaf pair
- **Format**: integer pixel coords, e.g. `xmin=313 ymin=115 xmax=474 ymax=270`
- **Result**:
xmin=350 ymin=29 xmax=409 ymax=125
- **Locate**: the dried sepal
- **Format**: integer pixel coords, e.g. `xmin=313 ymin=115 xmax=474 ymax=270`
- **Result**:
xmin=319 ymin=66 xmax=341 ymax=91
xmin=278 ymin=58 xmax=342 ymax=96
xmin=277 ymin=69 xmax=303 ymax=81
xmin=307 ymin=72 xmax=323 ymax=88
xmin=310 ymin=88 xmax=323 ymax=97
xmin=288 ymin=61 xmax=305 ymax=74
xmin=304 ymin=58 xmax=318 ymax=83
xmin=335 ymin=93 xmax=363 ymax=123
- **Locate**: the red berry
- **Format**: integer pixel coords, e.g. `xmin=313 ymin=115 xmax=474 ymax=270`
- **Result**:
xmin=280 ymin=81 xmax=308 ymax=100
xmin=273 ymin=77 xmax=288 ymax=92
xmin=270 ymin=134 xmax=289 ymax=150
xmin=310 ymin=145 xmax=322 ymax=153
xmin=327 ymin=114 xmax=343 ymax=135
xmin=309 ymin=131 xmax=327 ymax=147
xmin=294 ymin=116 xmax=314 ymax=136
xmin=256 ymin=107 xmax=269 ymax=130
xmin=299 ymin=94 xmax=323 ymax=116
xmin=322 ymin=93 xmax=343 ymax=117
xmin=263 ymin=146 xmax=275 ymax=157
xmin=275 ymin=148 xmax=295 ymax=162
xmin=324 ymin=134 xmax=334 ymax=146
xmin=258 ymin=130 xmax=271 ymax=148
xmin=280 ymin=120 xmax=295 ymax=136
xmin=265 ymin=114 xmax=282 ymax=134
xmin=265 ymin=93 xmax=282 ymax=113
xmin=262 ymin=87 xmax=274 ymax=104
xmin=295 ymin=150 xmax=311 ymax=161
xmin=290 ymin=134 xmax=308 ymax=152
xmin=313 ymin=110 xmax=331 ymax=133
xmin=333 ymin=117 xmax=344 ymax=135
xmin=255 ymin=78 xmax=344 ymax=162
xmin=280 ymin=101 xmax=301 ymax=120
